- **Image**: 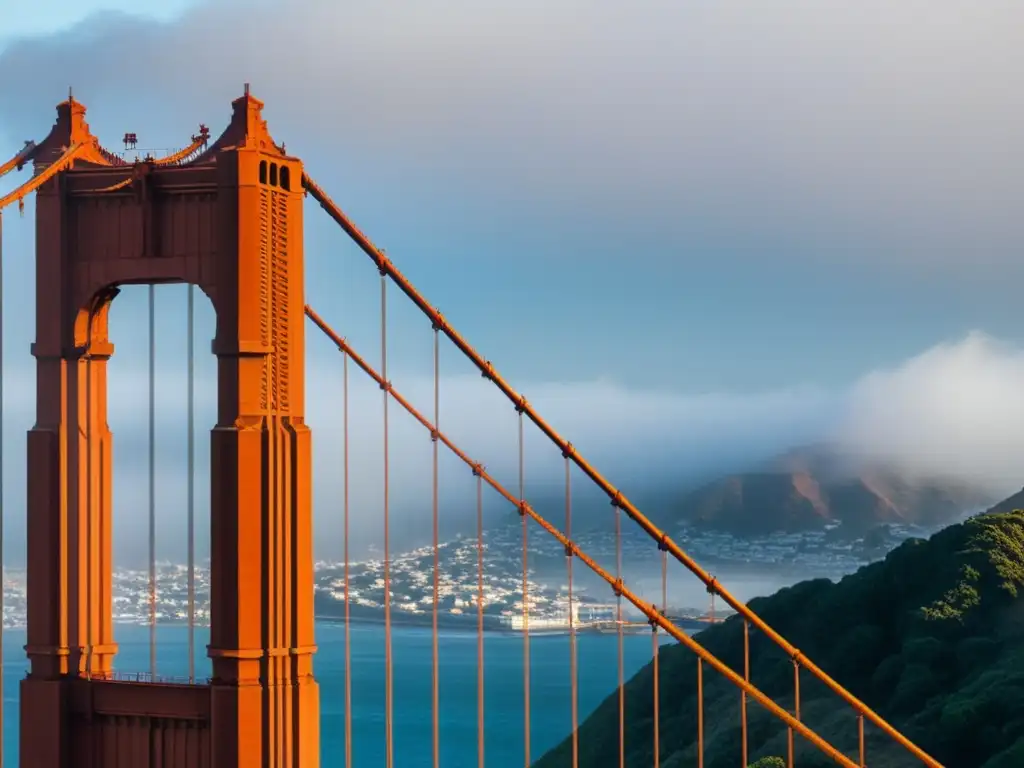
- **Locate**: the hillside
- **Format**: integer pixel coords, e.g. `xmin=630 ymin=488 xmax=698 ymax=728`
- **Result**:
xmin=985 ymin=487 xmax=1024 ymax=516
xmin=534 ymin=509 xmax=1024 ymax=768
xmin=671 ymin=444 xmax=992 ymax=536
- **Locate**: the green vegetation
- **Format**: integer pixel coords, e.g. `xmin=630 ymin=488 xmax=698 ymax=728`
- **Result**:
xmin=533 ymin=510 xmax=1024 ymax=767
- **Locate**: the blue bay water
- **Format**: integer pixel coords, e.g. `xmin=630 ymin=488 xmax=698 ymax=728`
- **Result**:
xmin=3 ymin=622 xmax=672 ymax=766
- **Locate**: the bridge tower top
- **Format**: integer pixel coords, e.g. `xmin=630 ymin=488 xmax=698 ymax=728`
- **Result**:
xmin=29 ymin=93 xmax=109 ymax=167
xmin=218 ymin=83 xmax=285 ymax=154
xmin=53 ymin=96 xmax=92 ymax=145
xmin=27 ymin=84 xmax=291 ymax=173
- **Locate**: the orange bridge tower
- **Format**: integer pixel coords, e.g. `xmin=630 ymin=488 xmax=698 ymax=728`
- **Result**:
xmin=19 ymin=89 xmax=319 ymax=767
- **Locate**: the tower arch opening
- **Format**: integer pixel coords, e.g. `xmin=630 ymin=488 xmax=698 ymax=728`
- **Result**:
xmin=102 ymin=282 xmax=216 ymax=682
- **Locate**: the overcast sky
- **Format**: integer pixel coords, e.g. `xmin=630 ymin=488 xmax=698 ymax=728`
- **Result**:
xmin=0 ymin=1 xmax=1022 ymax=566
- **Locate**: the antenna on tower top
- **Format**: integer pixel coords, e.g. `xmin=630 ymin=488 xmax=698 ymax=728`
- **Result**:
xmin=68 ymin=86 xmax=74 ymax=104
xmin=244 ymin=82 xmax=250 ymax=97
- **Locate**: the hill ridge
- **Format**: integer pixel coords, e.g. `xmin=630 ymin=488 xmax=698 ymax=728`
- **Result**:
xmin=672 ymin=444 xmax=992 ymax=536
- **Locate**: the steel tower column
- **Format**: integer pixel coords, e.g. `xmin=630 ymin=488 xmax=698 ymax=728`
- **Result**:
xmin=207 ymin=90 xmax=319 ymax=768
xmin=21 ymin=98 xmax=119 ymax=767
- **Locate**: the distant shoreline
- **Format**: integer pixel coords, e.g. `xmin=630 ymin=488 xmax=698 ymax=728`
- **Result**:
xmin=0 ymin=612 xmax=703 ymax=637
xmin=313 ymin=612 xmax=701 ymax=636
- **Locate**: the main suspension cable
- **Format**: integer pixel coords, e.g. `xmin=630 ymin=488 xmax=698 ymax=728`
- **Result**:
xmin=147 ymin=127 xmax=210 ymax=167
xmin=0 ymin=143 xmax=83 ymax=213
xmin=300 ymin=174 xmax=938 ymax=767
xmin=148 ymin=284 xmax=157 ymax=678
xmin=186 ymin=284 xmax=196 ymax=683
xmin=343 ymin=349 xmax=353 ymax=768
xmin=432 ymin=327 xmax=440 ymax=768
xmin=304 ymin=305 xmax=860 ymax=768
xmin=381 ymin=273 xmax=394 ymax=768
xmin=0 ymin=141 xmax=35 ymax=180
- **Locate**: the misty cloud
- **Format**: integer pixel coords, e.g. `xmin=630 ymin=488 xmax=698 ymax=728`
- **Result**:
xmin=1 ymin=0 xmax=1021 ymax=272
xmin=2 ymin=327 xmax=1023 ymax=567
xmin=836 ymin=331 xmax=1024 ymax=494
xmin=0 ymin=337 xmax=834 ymax=566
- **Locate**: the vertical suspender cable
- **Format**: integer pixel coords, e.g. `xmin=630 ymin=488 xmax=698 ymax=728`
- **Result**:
xmin=0 ymin=213 xmax=5 ymax=765
xmin=475 ymin=470 xmax=485 ymax=768
xmin=652 ymin=622 xmax=659 ymax=766
xmin=654 ymin=548 xmax=667 ymax=767
xmin=431 ymin=328 xmax=440 ymax=768
xmin=148 ymin=284 xmax=156 ymax=678
xmin=789 ymin=662 xmax=801 ymax=768
xmin=381 ymin=273 xmax=394 ymax=768
xmin=85 ymin=304 xmax=94 ymax=682
xmin=616 ymin=501 xmax=624 ymax=768
xmin=565 ymin=455 xmax=578 ymax=768
xmin=742 ymin=620 xmax=750 ymax=766
xmin=343 ymin=350 xmax=353 ymax=768
xmin=186 ymin=284 xmax=195 ymax=684
xmin=858 ymin=714 xmax=865 ymax=766
xmin=518 ymin=409 xmax=530 ymax=767
xmin=697 ymin=657 xmax=704 ymax=768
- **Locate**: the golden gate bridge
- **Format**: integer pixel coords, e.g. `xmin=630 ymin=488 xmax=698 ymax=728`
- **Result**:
xmin=0 ymin=90 xmax=942 ymax=767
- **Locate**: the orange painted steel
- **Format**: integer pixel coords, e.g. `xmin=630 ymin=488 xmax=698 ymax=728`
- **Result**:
xmin=0 ymin=143 xmax=83 ymax=212
xmin=0 ymin=141 xmax=36 ymax=179
xmin=302 ymin=172 xmax=942 ymax=768
xmin=304 ymin=304 xmax=862 ymax=768
xmin=859 ymin=715 xmax=866 ymax=766
xmin=147 ymin=129 xmax=209 ymax=166
xmin=94 ymin=176 xmax=134 ymax=193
